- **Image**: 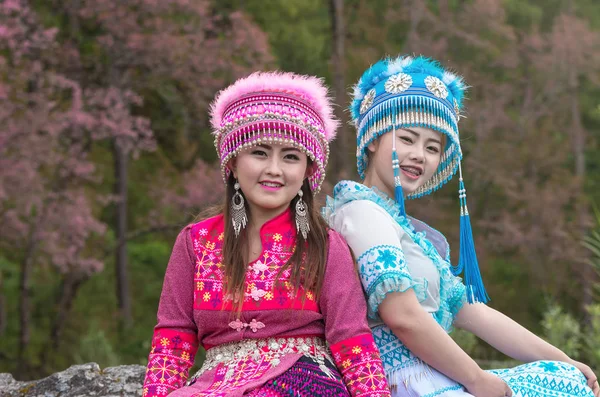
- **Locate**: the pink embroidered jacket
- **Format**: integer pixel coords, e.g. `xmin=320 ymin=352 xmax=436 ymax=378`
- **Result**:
xmin=143 ymin=209 xmax=390 ymax=396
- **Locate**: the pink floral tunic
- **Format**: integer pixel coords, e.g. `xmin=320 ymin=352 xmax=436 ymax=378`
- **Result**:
xmin=142 ymin=209 xmax=390 ymax=396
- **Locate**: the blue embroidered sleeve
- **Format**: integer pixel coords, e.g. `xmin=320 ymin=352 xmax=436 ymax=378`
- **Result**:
xmin=358 ymin=244 xmax=428 ymax=319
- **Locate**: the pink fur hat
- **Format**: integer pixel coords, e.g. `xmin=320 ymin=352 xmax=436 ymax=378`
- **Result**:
xmin=210 ymin=71 xmax=339 ymax=192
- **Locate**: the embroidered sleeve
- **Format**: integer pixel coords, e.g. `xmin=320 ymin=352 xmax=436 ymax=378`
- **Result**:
xmin=143 ymin=227 xmax=199 ymax=396
xmin=330 ymin=334 xmax=390 ymax=396
xmin=331 ymin=201 xmax=426 ymax=319
xmin=143 ymin=329 xmax=199 ymax=396
xmin=319 ymin=230 xmax=390 ymax=396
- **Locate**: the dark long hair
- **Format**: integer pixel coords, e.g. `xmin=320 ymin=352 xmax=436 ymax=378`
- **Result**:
xmin=201 ymin=169 xmax=329 ymax=313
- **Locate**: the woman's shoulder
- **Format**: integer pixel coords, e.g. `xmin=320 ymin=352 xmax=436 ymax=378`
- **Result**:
xmin=326 ymin=228 xmax=345 ymax=246
xmin=329 ymin=199 xmax=401 ymax=237
xmin=325 ymin=180 xmax=403 ymax=223
xmin=330 ymin=195 xmax=396 ymax=220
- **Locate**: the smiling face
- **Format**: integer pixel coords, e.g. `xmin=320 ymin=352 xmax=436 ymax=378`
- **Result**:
xmin=363 ymin=126 xmax=443 ymax=198
xmin=230 ymin=143 xmax=310 ymax=224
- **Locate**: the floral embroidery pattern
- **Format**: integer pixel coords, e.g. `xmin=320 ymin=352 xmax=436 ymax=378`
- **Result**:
xmin=357 ymin=244 xmax=427 ymax=318
xmin=487 ymin=360 xmax=594 ymax=397
xmin=330 ymin=334 xmax=390 ymax=396
xmin=248 ymin=287 xmax=267 ymax=301
xmin=143 ymin=329 xmax=198 ymax=397
xmin=191 ymin=214 xmax=318 ymax=313
xmin=376 ymin=249 xmax=397 ymax=269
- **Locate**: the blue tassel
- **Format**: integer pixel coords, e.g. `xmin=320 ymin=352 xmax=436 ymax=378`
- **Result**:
xmin=456 ymin=179 xmax=490 ymax=304
xmin=395 ymin=184 xmax=406 ymax=217
xmin=392 ymin=150 xmax=406 ymax=217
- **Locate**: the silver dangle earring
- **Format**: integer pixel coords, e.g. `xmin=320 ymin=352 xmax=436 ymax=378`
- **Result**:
xmin=231 ymin=181 xmax=247 ymax=237
xmin=295 ymin=189 xmax=310 ymax=240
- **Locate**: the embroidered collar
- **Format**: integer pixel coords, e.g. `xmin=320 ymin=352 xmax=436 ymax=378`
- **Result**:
xmin=324 ymin=180 xmax=416 ymax=233
xmin=256 ymin=208 xmax=296 ymax=251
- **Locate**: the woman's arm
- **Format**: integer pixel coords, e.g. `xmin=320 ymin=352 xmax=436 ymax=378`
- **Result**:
xmin=143 ymin=226 xmax=200 ymax=397
xmin=455 ymin=303 xmax=569 ymax=362
xmin=319 ymin=230 xmax=391 ymax=397
xmin=379 ymin=290 xmax=511 ymax=397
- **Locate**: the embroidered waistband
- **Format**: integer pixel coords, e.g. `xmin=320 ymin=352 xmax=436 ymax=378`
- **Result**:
xmin=188 ymin=336 xmax=335 ymax=384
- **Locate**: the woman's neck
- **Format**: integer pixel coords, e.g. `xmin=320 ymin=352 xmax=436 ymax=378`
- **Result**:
xmin=362 ymin=173 xmax=394 ymax=200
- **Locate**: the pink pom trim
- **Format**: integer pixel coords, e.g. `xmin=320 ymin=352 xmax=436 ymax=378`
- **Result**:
xmin=210 ymin=71 xmax=339 ymax=141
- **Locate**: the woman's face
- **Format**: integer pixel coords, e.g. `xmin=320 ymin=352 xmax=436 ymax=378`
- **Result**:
xmin=364 ymin=126 xmax=443 ymax=198
xmin=231 ymin=143 xmax=310 ymax=222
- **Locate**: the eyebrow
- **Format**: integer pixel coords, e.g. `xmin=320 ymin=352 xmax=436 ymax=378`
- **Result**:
xmin=403 ymin=128 xmax=442 ymax=145
xmin=256 ymin=144 xmax=301 ymax=152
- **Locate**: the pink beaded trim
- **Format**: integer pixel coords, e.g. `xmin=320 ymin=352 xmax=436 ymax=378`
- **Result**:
xmin=222 ymin=93 xmax=325 ymax=129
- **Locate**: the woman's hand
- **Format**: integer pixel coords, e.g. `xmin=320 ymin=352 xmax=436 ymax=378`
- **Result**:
xmin=570 ymin=359 xmax=600 ymax=397
xmin=464 ymin=370 xmax=512 ymax=397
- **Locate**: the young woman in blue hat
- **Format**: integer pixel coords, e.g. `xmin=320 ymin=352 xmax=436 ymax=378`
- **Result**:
xmin=323 ymin=55 xmax=599 ymax=397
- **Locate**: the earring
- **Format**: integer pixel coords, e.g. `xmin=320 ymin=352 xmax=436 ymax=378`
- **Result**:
xmin=295 ymin=189 xmax=310 ymax=240
xmin=231 ymin=181 xmax=247 ymax=237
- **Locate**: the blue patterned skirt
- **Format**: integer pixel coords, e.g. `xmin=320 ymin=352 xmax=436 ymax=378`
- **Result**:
xmin=388 ymin=359 xmax=593 ymax=397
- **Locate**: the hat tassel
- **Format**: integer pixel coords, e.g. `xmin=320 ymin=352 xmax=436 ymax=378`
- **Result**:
xmin=392 ymin=133 xmax=406 ymax=217
xmin=455 ymin=163 xmax=489 ymax=304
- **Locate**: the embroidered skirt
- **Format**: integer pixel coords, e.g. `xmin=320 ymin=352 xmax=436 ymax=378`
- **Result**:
xmin=246 ymin=356 xmax=351 ymax=397
xmin=172 ymin=336 xmax=347 ymax=396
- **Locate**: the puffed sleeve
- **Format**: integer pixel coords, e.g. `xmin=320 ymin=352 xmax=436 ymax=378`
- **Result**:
xmin=329 ymin=200 xmax=428 ymax=320
xmin=319 ymin=230 xmax=391 ymax=396
xmin=143 ymin=226 xmax=199 ymax=397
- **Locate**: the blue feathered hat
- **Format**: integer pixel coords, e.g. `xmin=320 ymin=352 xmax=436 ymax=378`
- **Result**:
xmin=350 ymin=55 xmax=489 ymax=304
xmin=351 ymin=55 xmax=466 ymax=197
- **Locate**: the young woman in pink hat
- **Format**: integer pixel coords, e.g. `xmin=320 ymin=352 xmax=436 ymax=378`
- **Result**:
xmin=142 ymin=72 xmax=391 ymax=397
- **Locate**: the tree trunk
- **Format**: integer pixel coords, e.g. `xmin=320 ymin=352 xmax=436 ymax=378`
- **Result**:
xmin=568 ymin=67 xmax=594 ymax=314
xmin=329 ymin=0 xmax=349 ymax=180
xmin=41 ymin=271 xmax=88 ymax=366
xmin=571 ymin=90 xmax=593 ymax=309
xmin=0 ymin=271 xmax=6 ymax=336
xmin=114 ymin=141 xmax=132 ymax=328
xmin=17 ymin=223 xmax=41 ymax=373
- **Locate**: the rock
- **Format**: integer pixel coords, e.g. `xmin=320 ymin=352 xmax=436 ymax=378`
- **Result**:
xmin=0 ymin=363 xmax=145 ymax=397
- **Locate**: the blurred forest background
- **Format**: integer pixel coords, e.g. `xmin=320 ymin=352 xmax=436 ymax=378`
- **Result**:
xmin=1 ymin=0 xmax=600 ymax=380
